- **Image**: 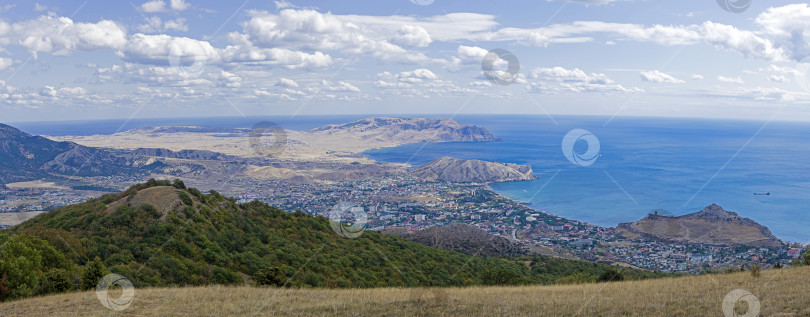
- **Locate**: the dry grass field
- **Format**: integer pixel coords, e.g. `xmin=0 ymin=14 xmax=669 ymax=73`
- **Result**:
xmin=2 ymin=266 xmax=808 ymax=316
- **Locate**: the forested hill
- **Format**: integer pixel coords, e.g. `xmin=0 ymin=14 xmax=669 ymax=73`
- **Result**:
xmin=1 ymin=180 xmax=672 ymax=302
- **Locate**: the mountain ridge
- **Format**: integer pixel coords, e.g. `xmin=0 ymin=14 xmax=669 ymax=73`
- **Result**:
xmin=410 ymin=157 xmax=536 ymax=183
xmin=615 ymin=204 xmax=782 ymax=247
xmin=310 ymin=117 xmax=500 ymax=143
xmin=0 ymin=123 xmax=138 ymax=184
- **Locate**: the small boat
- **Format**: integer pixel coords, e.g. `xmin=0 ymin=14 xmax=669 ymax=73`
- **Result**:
xmin=753 ymin=192 xmax=770 ymax=196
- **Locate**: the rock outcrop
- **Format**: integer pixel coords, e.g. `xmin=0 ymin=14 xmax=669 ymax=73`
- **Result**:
xmin=615 ymin=204 xmax=782 ymax=247
xmin=410 ymin=157 xmax=535 ymax=183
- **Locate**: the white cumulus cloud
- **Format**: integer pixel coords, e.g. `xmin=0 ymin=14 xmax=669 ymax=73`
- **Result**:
xmin=717 ymin=75 xmax=744 ymax=84
xmin=640 ymin=70 xmax=685 ymax=84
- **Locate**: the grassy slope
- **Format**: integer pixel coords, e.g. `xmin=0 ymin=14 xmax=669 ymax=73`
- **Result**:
xmin=7 ymin=182 xmax=669 ymax=296
xmin=2 ymin=265 xmax=808 ymax=316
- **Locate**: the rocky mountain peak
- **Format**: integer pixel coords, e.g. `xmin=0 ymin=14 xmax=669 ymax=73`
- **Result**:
xmin=616 ymin=204 xmax=781 ymax=247
xmin=411 ymin=157 xmax=535 ymax=183
xmin=684 ymin=204 xmax=741 ymax=221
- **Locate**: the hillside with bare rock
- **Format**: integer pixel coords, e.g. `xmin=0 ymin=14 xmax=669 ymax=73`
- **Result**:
xmin=50 ymin=117 xmax=499 ymax=163
xmin=411 ymin=157 xmax=536 ymax=183
xmin=381 ymin=223 xmax=528 ymax=257
xmin=310 ymin=117 xmax=499 ymax=143
xmin=615 ymin=204 xmax=782 ymax=247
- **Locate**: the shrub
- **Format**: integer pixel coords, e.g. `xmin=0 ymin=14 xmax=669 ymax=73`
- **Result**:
xmin=188 ymin=187 xmax=202 ymax=198
xmin=80 ymin=257 xmax=108 ymax=290
xmin=480 ymin=268 xmax=522 ymax=286
xmin=178 ymin=192 xmax=193 ymax=206
xmin=557 ymin=272 xmax=596 ymax=285
xmin=172 ymin=179 xmax=186 ymax=189
xmin=597 ymin=268 xmax=625 ymax=282
xmin=140 ymin=204 xmax=161 ymax=219
xmin=39 ymin=268 xmax=73 ymax=294
xmin=0 ymin=273 xmax=9 ymax=302
xmin=751 ymin=265 xmax=761 ymax=278
xmin=254 ymin=267 xmax=285 ymax=287
xmin=211 ymin=267 xmax=242 ymax=285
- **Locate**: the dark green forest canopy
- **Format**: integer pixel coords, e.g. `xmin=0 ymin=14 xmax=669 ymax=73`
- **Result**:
xmin=1 ymin=180 xmax=674 ymax=301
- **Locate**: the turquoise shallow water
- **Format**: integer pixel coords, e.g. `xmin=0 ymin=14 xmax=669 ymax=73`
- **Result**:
xmin=364 ymin=115 xmax=810 ymax=243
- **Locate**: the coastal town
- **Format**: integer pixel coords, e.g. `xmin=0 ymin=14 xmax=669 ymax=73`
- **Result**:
xmin=225 ymin=175 xmax=805 ymax=274
xmin=2 ymin=173 xmax=805 ymax=273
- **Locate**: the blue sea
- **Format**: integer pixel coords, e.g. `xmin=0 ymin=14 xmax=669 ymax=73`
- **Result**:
xmin=365 ymin=115 xmax=810 ymax=243
xmin=10 ymin=114 xmax=810 ymax=242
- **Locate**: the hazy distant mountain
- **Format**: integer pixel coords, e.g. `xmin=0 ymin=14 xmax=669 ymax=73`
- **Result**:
xmin=310 ymin=117 xmax=500 ymax=143
xmin=411 ymin=157 xmax=536 ymax=183
xmin=616 ymin=204 xmax=782 ymax=247
xmin=0 ymin=123 xmax=137 ymax=184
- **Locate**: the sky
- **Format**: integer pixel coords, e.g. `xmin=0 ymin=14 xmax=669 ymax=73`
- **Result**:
xmin=2 ymin=0 xmax=810 ymax=122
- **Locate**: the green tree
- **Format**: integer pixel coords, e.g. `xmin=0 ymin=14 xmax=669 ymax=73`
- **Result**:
xmin=81 ymin=257 xmax=108 ymax=290
xmin=0 ymin=233 xmax=70 ymax=300
xmin=178 ymin=192 xmax=193 ymax=206
xmin=597 ymin=268 xmax=625 ymax=282
xmin=172 ymin=179 xmax=186 ymax=189
xmin=0 ymin=273 xmax=9 ymax=302
xmin=480 ymin=268 xmax=521 ymax=286
xmin=39 ymin=268 xmax=73 ymax=294
xmin=253 ymin=267 xmax=286 ymax=286
xmin=557 ymin=272 xmax=596 ymax=285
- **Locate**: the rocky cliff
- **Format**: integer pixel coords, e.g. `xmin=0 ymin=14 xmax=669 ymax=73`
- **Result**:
xmin=615 ymin=204 xmax=782 ymax=247
xmin=410 ymin=157 xmax=535 ymax=183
